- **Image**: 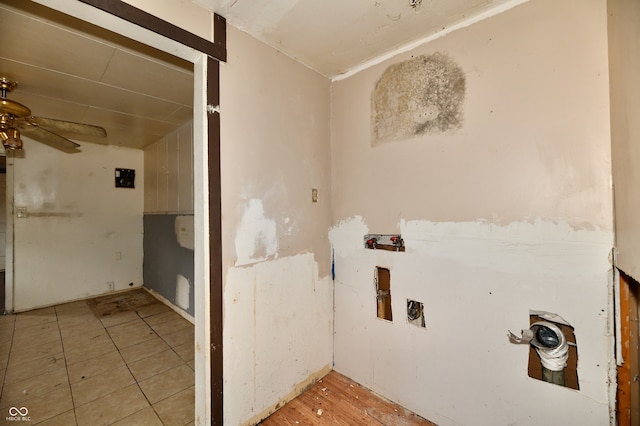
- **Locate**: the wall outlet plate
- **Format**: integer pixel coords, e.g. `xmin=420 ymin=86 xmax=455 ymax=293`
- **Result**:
xmin=16 ymin=207 xmax=27 ymax=218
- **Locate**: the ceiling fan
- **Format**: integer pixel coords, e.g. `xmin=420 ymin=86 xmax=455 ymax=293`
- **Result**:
xmin=0 ymin=77 xmax=107 ymax=154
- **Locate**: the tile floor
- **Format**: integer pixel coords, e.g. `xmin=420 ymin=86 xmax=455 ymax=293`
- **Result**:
xmin=0 ymin=291 xmax=195 ymax=425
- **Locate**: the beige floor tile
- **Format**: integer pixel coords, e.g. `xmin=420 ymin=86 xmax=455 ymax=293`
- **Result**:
xmin=143 ymin=311 xmax=181 ymax=327
xmin=64 ymin=335 xmax=117 ymax=366
xmin=187 ymin=360 xmax=195 ymax=371
xmin=8 ymin=339 xmax=63 ymax=367
xmin=139 ymin=363 xmax=195 ymax=404
xmin=71 ymin=364 xmax=135 ymax=407
xmin=14 ymin=307 xmax=57 ymax=329
xmin=54 ymin=300 xmax=89 ymax=312
xmin=14 ymin=321 xmax=59 ymax=338
xmin=111 ymin=406 xmax=163 ymax=426
xmin=153 ymin=385 xmax=195 ymax=426
xmin=66 ymin=351 xmax=126 ymax=384
xmin=1 ymin=385 xmax=73 ymax=425
xmin=136 ymin=302 xmax=171 ymax=318
xmin=35 ymin=409 xmax=77 ymax=426
xmin=118 ymin=335 xmax=170 ymax=365
xmin=58 ymin=312 xmax=102 ymax=332
xmin=0 ymin=352 xmax=10 ymax=369
xmin=173 ymin=341 xmax=195 ymax=363
xmin=99 ymin=310 xmax=140 ymax=328
xmin=161 ymin=328 xmax=194 ymax=348
xmin=3 ymin=353 xmax=65 ymax=384
xmin=107 ymin=320 xmax=157 ymax=349
xmin=59 ymin=320 xmax=105 ymax=339
xmin=61 ymin=327 xmax=109 ymax=351
xmin=0 ymin=341 xmax=11 ymax=358
xmin=11 ymin=326 xmax=61 ymax=352
xmin=149 ymin=317 xmax=192 ymax=338
xmin=0 ymin=314 xmax=16 ymax=326
xmin=74 ymin=384 xmax=149 ymax=426
xmin=128 ymin=349 xmax=183 ymax=382
xmin=0 ymin=329 xmax=14 ymax=344
xmin=1 ymin=368 xmax=69 ymax=406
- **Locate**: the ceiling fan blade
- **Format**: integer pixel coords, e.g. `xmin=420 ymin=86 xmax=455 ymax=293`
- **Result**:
xmin=27 ymin=116 xmax=107 ymax=138
xmin=19 ymin=124 xmax=81 ymax=154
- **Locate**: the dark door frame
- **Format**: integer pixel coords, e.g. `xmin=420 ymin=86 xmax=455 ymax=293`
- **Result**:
xmin=77 ymin=1 xmax=226 ymax=423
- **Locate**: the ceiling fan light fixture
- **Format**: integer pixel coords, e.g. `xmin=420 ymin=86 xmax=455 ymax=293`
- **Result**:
xmin=0 ymin=127 xmax=23 ymax=151
xmin=1 ymin=77 xmax=106 ymax=153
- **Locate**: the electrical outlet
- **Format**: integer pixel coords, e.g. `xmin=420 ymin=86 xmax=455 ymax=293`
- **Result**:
xmin=107 ymin=281 xmax=114 ymax=291
xmin=16 ymin=207 xmax=27 ymax=218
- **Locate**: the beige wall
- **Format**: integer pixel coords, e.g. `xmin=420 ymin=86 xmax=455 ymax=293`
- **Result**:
xmin=11 ymin=140 xmax=144 ymax=311
xmin=220 ymin=26 xmax=334 ymax=425
xmin=330 ymin=0 xmax=614 ymax=425
xmin=609 ymin=0 xmax=640 ymax=281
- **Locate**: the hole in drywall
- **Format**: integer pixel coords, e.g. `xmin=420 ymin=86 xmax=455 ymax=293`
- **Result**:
xmin=375 ymin=267 xmax=392 ymax=321
xmin=527 ymin=314 xmax=579 ymax=390
xmin=407 ymin=299 xmax=425 ymax=328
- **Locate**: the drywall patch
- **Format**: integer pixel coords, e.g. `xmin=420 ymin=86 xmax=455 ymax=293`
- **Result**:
xmin=223 ymin=253 xmax=333 ymax=425
xmin=399 ymin=219 xmax=612 ymax=277
xmin=235 ymin=199 xmax=278 ymax=266
xmin=328 ymin=216 xmax=369 ymax=258
xmin=371 ymin=51 xmax=465 ymax=145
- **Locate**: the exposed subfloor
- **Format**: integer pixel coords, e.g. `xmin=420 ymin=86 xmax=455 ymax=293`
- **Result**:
xmin=0 ymin=289 xmax=194 ymax=425
xmin=260 ymin=370 xmax=437 ymax=425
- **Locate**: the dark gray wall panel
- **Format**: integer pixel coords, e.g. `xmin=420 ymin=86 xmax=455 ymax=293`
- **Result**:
xmin=143 ymin=214 xmax=194 ymax=316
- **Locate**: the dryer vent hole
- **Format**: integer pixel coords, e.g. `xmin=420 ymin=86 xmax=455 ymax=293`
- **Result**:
xmin=528 ymin=314 xmax=579 ymax=390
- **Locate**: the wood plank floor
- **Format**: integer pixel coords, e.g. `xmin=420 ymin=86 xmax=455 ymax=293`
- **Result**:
xmin=259 ymin=371 xmax=436 ymax=425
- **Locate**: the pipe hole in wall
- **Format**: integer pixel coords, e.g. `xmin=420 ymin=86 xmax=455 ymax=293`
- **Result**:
xmin=407 ymin=299 xmax=425 ymax=328
xmin=375 ymin=267 xmax=392 ymax=321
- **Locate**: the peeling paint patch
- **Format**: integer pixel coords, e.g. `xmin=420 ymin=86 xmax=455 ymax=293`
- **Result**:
xmin=235 ymin=199 xmax=278 ymax=266
xmin=371 ymin=52 xmax=465 ymax=145
xmin=175 ymin=215 xmax=194 ymax=250
xmin=176 ymin=274 xmax=190 ymax=311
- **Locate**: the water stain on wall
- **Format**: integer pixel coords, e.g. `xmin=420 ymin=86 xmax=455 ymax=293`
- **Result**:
xmin=371 ymin=52 xmax=465 ymax=145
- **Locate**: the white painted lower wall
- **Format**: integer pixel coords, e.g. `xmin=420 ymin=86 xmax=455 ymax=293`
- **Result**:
xmin=223 ymin=253 xmax=333 ymax=425
xmin=11 ymin=140 xmax=144 ymax=311
xmin=220 ymin=23 xmax=334 ymax=425
xmin=331 ymin=217 xmax=613 ymax=425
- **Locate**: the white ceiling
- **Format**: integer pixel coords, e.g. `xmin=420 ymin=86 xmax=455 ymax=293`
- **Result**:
xmin=196 ymin=0 xmax=521 ymax=78
xmin=0 ymin=0 xmax=519 ymax=153
xmin=0 ymin=0 xmax=194 ymax=152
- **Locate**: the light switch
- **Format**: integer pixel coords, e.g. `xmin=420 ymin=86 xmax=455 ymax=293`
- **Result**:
xmin=16 ymin=207 xmax=27 ymax=218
